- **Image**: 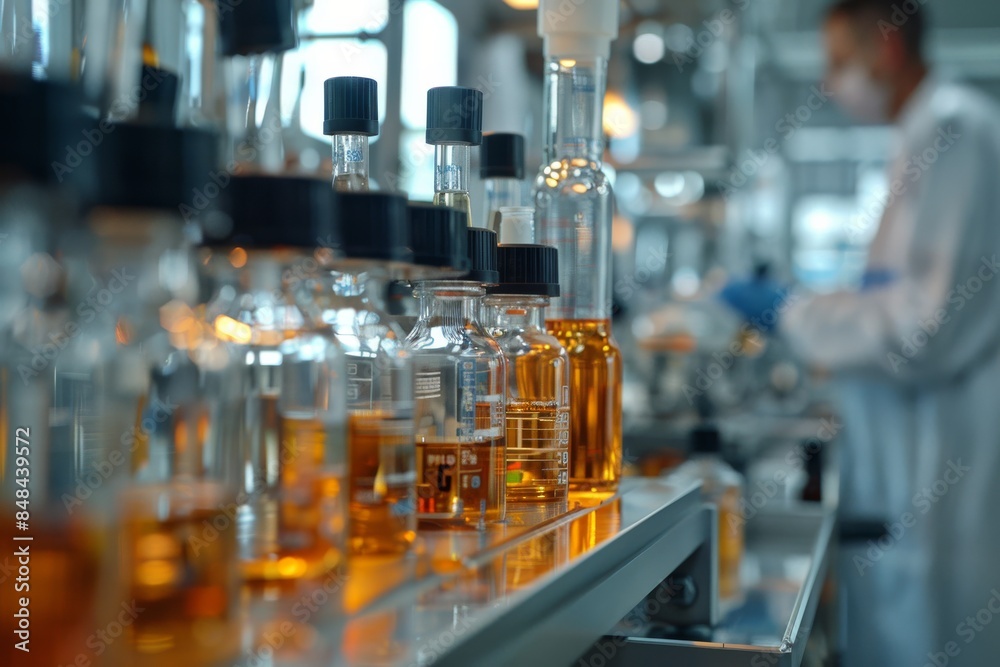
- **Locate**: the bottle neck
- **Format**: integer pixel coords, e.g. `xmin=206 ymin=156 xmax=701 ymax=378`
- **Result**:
xmin=415 ymin=281 xmax=485 ymax=328
xmin=226 ymin=52 xmax=284 ymax=172
xmin=332 ymin=133 xmax=370 ymax=192
xmin=542 ymin=56 xmax=607 ymax=162
xmin=484 ymin=295 xmax=548 ymax=331
xmin=434 ymin=143 xmax=470 ymax=194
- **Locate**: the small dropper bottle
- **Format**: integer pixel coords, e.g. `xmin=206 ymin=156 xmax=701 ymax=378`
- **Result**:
xmin=480 ymin=132 xmax=525 ymax=232
xmin=324 ymin=76 xmax=379 ymax=192
xmin=426 ymin=86 xmax=483 ymax=226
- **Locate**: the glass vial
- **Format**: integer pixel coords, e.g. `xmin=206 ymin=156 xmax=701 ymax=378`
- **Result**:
xmin=426 ymin=86 xmax=483 ymax=226
xmin=481 ymin=132 xmax=525 ymax=233
xmin=324 ymin=76 xmax=379 ymax=192
xmin=308 ymin=192 xmax=417 ymax=556
xmin=485 ymin=243 xmax=569 ymax=514
xmin=203 ymin=175 xmax=348 ymax=583
xmin=406 ymin=226 xmax=506 ymax=527
xmin=217 ymin=0 xmax=296 ymax=172
xmin=534 ymin=0 xmax=622 ymax=496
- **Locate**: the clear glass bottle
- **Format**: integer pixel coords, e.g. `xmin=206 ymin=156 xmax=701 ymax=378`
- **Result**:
xmin=76 ymin=124 xmax=242 ymax=666
xmin=306 ymin=192 xmax=417 ymax=556
xmin=324 ymin=76 xmax=378 ymax=192
xmin=427 ymin=86 xmax=483 ymax=226
xmin=406 ymin=227 xmax=506 ymax=527
xmin=481 ymin=132 xmax=525 ymax=233
xmin=0 ymin=77 xmax=105 ymax=667
xmin=203 ymin=175 xmax=348 ymax=582
xmin=217 ymin=0 xmax=296 ymax=172
xmin=485 ymin=243 xmax=569 ymax=514
xmin=666 ymin=424 xmax=745 ymax=600
xmin=534 ymin=0 xmax=622 ymax=496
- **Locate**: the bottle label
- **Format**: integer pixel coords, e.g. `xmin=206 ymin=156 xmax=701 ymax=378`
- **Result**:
xmin=346 ymin=359 xmax=374 ymax=408
xmin=415 ymin=371 xmax=442 ymax=399
xmin=345 ymin=147 xmax=364 ymax=163
xmin=457 ymin=360 xmax=476 ymax=441
xmin=435 ymin=164 xmax=463 ymax=191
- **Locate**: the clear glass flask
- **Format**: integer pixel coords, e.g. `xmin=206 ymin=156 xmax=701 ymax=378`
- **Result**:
xmin=481 ymin=132 xmax=525 ymax=233
xmin=307 ymin=191 xmax=417 ymax=556
xmin=406 ymin=226 xmax=506 ymax=527
xmin=485 ymin=243 xmax=569 ymax=512
xmin=324 ymin=76 xmax=378 ymax=192
xmin=534 ymin=0 xmax=622 ymax=495
xmin=427 ymin=86 xmax=483 ymax=226
xmin=203 ymin=174 xmax=348 ymax=583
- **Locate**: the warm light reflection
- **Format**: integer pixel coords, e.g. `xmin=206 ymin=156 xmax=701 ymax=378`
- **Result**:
xmin=545 ymin=177 xmax=558 ymax=188
xmin=214 ymin=315 xmax=253 ymax=344
xmin=558 ymin=58 xmax=576 ymax=68
xmin=570 ymin=158 xmax=588 ymax=168
xmin=612 ymin=214 xmax=635 ymax=253
xmin=160 ymin=300 xmax=196 ymax=334
xmin=229 ymin=247 xmax=248 ymax=268
xmin=571 ymin=183 xmax=588 ymax=194
xmin=603 ymin=92 xmax=639 ymax=138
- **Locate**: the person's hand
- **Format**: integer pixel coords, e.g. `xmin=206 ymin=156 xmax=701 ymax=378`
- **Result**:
xmin=718 ymin=278 xmax=788 ymax=332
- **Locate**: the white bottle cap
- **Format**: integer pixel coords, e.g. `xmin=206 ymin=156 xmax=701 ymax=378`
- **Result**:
xmin=498 ymin=206 xmax=536 ymax=245
xmin=537 ymin=0 xmax=619 ymax=59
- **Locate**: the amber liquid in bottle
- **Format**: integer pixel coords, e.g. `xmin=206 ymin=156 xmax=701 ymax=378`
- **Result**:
xmin=547 ymin=319 xmax=622 ymax=496
xmin=433 ymin=191 xmax=473 ymax=227
xmin=505 ymin=402 xmax=569 ymax=503
xmin=348 ymin=410 xmax=417 ymax=556
xmin=717 ymin=485 xmax=745 ymax=599
xmin=241 ymin=395 xmax=344 ymax=582
xmin=120 ymin=483 xmax=239 ymax=665
xmin=415 ymin=436 xmax=506 ymax=525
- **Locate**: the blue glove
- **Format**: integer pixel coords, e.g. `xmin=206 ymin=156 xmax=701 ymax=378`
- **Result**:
xmin=719 ymin=278 xmax=789 ymax=332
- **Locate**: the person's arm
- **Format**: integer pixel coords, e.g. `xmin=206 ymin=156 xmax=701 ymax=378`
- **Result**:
xmin=782 ymin=114 xmax=993 ymax=378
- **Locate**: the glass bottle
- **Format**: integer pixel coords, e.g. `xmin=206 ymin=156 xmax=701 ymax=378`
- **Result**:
xmin=427 ymin=86 xmax=483 ymax=226
xmin=485 ymin=243 xmax=569 ymax=515
xmin=534 ymin=0 xmax=622 ymax=496
xmin=481 ymin=132 xmax=525 ymax=233
xmin=76 ymin=123 xmax=242 ymax=666
xmin=203 ymin=175 xmax=348 ymax=583
xmin=306 ymin=191 xmax=417 ymax=556
xmin=666 ymin=424 xmax=745 ymax=600
xmin=217 ymin=0 xmax=296 ymax=172
xmin=0 ymin=77 xmax=104 ymax=667
xmin=324 ymin=76 xmax=379 ymax=192
xmin=406 ymin=226 xmax=506 ymax=527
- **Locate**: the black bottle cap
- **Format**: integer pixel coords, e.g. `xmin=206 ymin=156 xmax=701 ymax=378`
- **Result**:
xmin=332 ymin=191 xmax=411 ymax=263
xmin=0 ymin=74 xmax=91 ymax=189
xmin=206 ymin=174 xmax=337 ymax=249
xmin=691 ymin=424 xmax=722 ymax=455
xmin=88 ymin=123 xmax=218 ymax=213
xmin=323 ymin=76 xmax=378 ymax=136
xmin=407 ymin=203 xmax=470 ymax=272
xmin=135 ymin=65 xmax=179 ymax=126
xmin=488 ymin=244 xmax=560 ymax=297
xmin=480 ymin=132 xmax=525 ymax=179
xmin=463 ymin=227 xmax=499 ymax=285
xmin=425 ymin=86 xmax=483 ymax=145
xmin=218 ymin=0 xmax=296 ymax=56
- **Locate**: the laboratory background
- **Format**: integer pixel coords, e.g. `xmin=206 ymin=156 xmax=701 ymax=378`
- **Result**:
xmin=2 ymin=0 xmax=1000 ymax=665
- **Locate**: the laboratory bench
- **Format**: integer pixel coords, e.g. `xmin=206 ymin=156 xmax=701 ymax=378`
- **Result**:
xmin=268 ymin=478 xmax=837 ymax=667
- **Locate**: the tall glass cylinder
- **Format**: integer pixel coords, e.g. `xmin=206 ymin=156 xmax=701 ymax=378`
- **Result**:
xmin=426 ymin=86 xmax=482 ymax=226
xmin=324 ymin=76 xmax=378 ymax=192
xmin=535 ymin=50 xmax=622 ymax=496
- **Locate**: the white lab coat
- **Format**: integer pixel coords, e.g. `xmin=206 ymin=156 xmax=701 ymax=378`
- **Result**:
xmin=782 ymin=77 xmax=1000 ymax=667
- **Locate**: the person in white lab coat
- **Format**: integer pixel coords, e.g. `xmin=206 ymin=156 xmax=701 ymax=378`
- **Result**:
xmin=724 ymin=1 xmax=1000 ymax=664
